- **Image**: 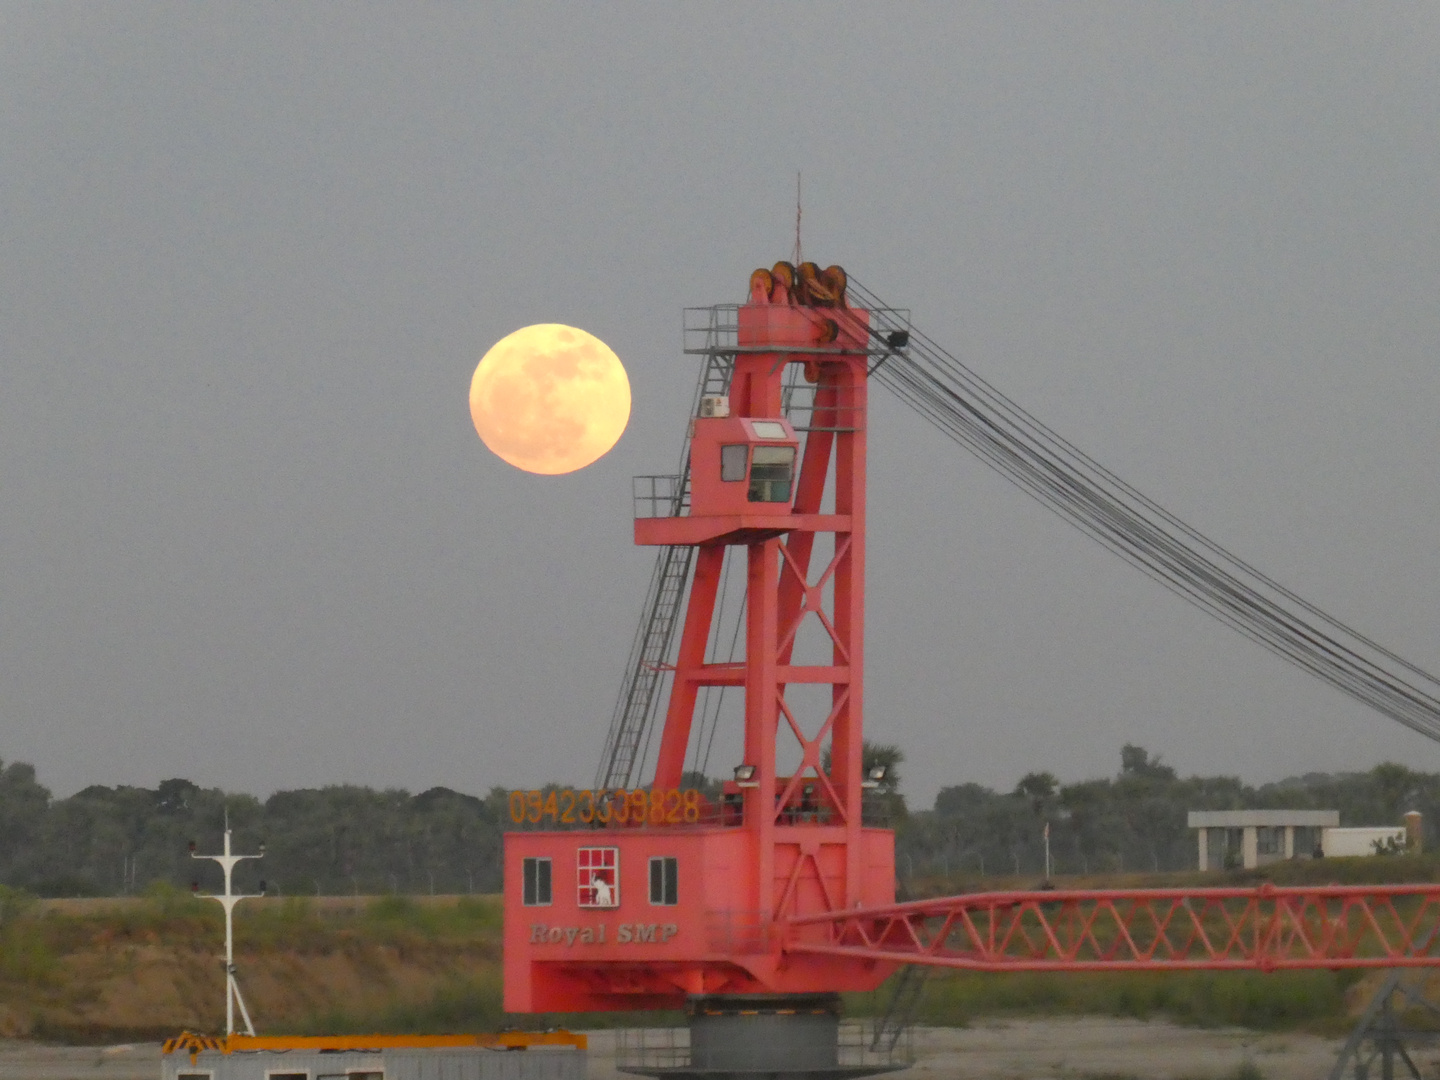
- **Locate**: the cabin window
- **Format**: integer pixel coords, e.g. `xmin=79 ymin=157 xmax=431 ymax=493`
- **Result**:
xmin=522 ymin=857 xmax=552 ymax=906
xmin=649 ymin=856 xmax=678 ymax=906
xmin=178 ymin=1073 xmax=213 ymax=1080
xmin=578 ymin=846 xmax=619 ymax=908
xmin=266 ymin=1072 xmax=308 ymax=1080
xmin=750 ymin=421 xmax=788 ymax=439
xmin=748 ymin=446 xmax=795 ymax=503
xmin=721 ymin=445 xmax=748 ymax=482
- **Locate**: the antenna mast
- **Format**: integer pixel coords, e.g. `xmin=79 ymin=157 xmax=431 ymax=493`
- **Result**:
xmin=792 ymin=172 xmax=802 ymax=266
xmin=190 ymin=819 xmax=265 ymax=1036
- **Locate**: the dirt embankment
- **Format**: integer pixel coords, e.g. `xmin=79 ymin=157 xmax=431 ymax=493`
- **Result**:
xmin=0 ymin=888 xmax=1430 ymax=1047
xmin=0 ymin=894 xmax=504 ymax=1043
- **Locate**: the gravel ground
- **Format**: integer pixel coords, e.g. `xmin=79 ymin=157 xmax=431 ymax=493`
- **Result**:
xmin=0 ymin=1043 xmax=160 ymax=1080
xmin=582 ymin=1021 xmax=1360 ymax=1080
xmin=898 ymin=1021 xmax=1346 ymax=1080
xmin=0 ymin=1021 xmax=1395 ymax=1080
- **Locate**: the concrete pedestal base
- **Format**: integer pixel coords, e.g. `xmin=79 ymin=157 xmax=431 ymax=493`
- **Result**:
xmin=618 ymin=994 xmax=906 ymax=1080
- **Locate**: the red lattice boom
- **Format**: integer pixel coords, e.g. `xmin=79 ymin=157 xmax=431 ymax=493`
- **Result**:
xmin=785 ymin=884 xmax=1440 ymax=971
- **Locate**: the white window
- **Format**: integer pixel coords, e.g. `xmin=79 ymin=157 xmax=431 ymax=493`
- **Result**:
xmin=721 ymin=445 xmax=748 ymax=482
xmin=578 ymin=846 xmax=619 ymax=908
xmin=649 ymin=856 xmax=678 ymax=906
xmin=522 ymin=857 xmax=552 ymax=906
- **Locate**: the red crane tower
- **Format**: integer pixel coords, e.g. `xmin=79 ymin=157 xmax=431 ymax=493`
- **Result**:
xmin=504 ymin=264 xmax=896 ymax=1008
xmin=504 ymin=263 xmax=1440 ymax=1080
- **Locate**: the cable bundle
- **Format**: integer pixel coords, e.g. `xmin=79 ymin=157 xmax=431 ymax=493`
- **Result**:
xmin=846 ymin=277 xmax=1440 ymax=743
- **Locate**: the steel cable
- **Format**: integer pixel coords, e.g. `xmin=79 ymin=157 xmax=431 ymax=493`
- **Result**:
xmin=845 ymin=277 xmax=1440 ymax=743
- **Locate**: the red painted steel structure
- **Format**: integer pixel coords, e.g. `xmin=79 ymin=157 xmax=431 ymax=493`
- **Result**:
xmin=505 ymin=264 xmax=896 ymax=1013
xmin=786 ymin=884 xmax=1440 ymax=971
xmin=503 ymin=264 xmax=1440 ymax=1017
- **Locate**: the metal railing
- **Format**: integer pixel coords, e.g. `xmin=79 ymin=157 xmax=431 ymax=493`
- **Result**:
xmin=780 ymin=384 xmax=868 ymax=433
xmin=682 ymin=304 xmax=912 ymax=359
xmin=633 ymin=475 xmax=684 ymax=519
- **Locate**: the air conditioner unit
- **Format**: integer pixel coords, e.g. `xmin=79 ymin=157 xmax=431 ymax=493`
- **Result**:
xmin=699 ymin=395 xmax=730 ymax=418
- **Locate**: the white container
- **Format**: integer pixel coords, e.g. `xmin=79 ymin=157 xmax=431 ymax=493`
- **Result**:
xmin=1321 ymin=826 xmax=1406 ymax=857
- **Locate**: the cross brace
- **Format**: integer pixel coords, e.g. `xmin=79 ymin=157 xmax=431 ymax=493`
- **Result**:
xmin=785 ymin=884 xmax=1440 ymax=971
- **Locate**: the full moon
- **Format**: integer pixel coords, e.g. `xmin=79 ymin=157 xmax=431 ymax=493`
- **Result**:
xmin=469 ymin=324 xmax=631 ymax=475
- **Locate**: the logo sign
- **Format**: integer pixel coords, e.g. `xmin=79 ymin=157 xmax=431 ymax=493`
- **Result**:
xmin=529 ymin=922 xmax=679 ymax=946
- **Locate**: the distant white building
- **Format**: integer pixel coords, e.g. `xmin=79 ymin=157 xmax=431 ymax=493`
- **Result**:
xmin=1188 ymin=810 xmax=1337 ymax=870
xmin=1187 ymin=810 xmax=1418 ymax=869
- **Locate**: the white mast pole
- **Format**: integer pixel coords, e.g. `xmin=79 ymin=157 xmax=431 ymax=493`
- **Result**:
xmin=191 ymin=813 xmax=264 ymax=1036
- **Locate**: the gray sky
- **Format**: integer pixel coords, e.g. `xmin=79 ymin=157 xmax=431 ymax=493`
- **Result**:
xmin=3 ymin=4 xmax=1439 ymax=806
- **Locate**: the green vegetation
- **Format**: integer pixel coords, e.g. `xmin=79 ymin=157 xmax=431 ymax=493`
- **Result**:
xmin=0 ymin=885 xmax=56 ymax=985
xmin=851 ymin=968 xmax=1358 ymax=1034
xmin=902 ymin=748 xmax=1440 ymax=885
xmin=0 ymin=763 xmax=508 ymax=897
xmin=0 ymin=746 xmax=1436 ymax=897
xmin=0 ymin=880 xmax=1424 ymax=1041
xmin=290 ymin=973 xmax=509 ymax=1036
xmin=0 ymin=889 xmax=684 ymax=1041
xmin=1 ymin=746 xmax=1439 ymax=1039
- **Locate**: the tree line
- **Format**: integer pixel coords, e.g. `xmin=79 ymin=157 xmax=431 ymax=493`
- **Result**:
xmin=904 ymin=745 xmax=1440 ymax=880
xmin=0 ymin=745 xmax=1435 ymax=896
xmin=0 ymin=763 xmax=508 ymax=897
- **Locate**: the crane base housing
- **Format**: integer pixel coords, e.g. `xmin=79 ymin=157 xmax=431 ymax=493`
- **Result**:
xmin=504 ymin=826 xmax=897 ymax=1012
xmin=616 ymin=994 xmax=910 ymax=1080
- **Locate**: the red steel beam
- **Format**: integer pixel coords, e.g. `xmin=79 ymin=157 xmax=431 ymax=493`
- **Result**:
xmin=784 ymin=884 xmax=1440 ymax=971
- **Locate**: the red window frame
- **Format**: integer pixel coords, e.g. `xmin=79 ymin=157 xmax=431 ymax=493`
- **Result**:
xmin=577 ymin=846 xmax=619 ymax=908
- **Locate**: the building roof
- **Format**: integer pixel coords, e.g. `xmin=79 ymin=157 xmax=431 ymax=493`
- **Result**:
xmin=162 ymin=1031 xmax=586 ymax=1058
xmin=1187 ymin=810 xmax=1339 ymax=828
